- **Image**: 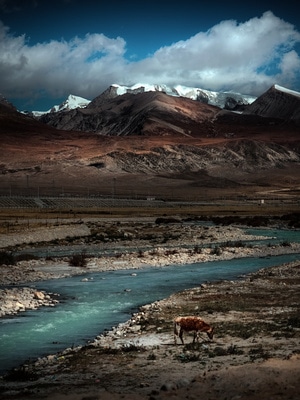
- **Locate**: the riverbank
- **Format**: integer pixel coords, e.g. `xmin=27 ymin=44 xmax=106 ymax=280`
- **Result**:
xmin=1 ymin=222 xmax=274 ymax=316
xmin=1 ymin=220 xmax=300 ymax=317
xmin=1 ymin=238 xmax=300 ymax=317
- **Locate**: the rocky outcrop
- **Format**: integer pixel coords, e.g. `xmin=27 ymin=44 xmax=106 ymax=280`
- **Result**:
xmin=86 ymin=85 xmax=120 ymax=108
xmin=0 ymin=287 xmax=59 ymax=317
xmin=97 ymin=140 xmax=300 ymax=174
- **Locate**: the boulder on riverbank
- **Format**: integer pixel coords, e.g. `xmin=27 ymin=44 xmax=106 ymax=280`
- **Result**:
xmin=0 ymin=287 xmax=59 ymax=317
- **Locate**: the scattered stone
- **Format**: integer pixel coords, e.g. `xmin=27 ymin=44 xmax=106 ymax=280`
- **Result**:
xmin=0 ymin=287 xmax=60 ymax=317
xmin=34 ymin=291 xmax=45 ymax=300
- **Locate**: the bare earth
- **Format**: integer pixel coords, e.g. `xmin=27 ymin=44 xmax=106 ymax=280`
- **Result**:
xmin=0 ymin=218 xmax=299 ymax=400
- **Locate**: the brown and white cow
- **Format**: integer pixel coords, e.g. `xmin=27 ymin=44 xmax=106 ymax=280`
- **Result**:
xmin=174 ymin=316 xmax=214 ymax=345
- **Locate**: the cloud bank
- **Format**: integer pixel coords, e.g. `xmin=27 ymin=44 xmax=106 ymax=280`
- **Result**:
xmin=1 ymin=11 xmax=300 ymax=107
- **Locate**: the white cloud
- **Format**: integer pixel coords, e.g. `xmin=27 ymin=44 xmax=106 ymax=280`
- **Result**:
xmin=278 ymin=50 xmax=300 ymax=82
xmin=0 ymin=22 xmax=127 ymax=99
xmin=128 ymin=11 xmax=300 ymax=95
xmin=0 ymin=10 xmax=300 ymax=106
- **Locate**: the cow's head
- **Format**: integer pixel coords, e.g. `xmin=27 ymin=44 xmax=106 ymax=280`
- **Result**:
xmin=207 ymin=326 xmax=214 ymax=340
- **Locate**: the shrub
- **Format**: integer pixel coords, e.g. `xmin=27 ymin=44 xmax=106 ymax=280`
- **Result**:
xmin=208 ymin=345 xmax=244 ymax=358
xmin=4 ymin=367 xmax=39 ymax=382
xmin=287 ymin=315 xmax=300 ymax=328
xmin=221 ymin=240 xmax=245 ymax=248
xmin=69 ymin=251 xmax=88 ymax=267
xmin=210 ymin=245 xmax=222 ymax=256
xmin=193 ymin=245 xmax=202 ymax=254
xmin=120 ymin=343 xmax=146 ymax=352
xmin=0 ymin=251 xmax=15 ymax=265
xmin=138 ymin=250 xmax=144 ymax=258
xmin=15 ymin=253 xmax=39 ymax=262
xmin=249 ymin=345 xmax=270 ymax=361
xmin=175 ymin=352 xmax=200 ymax=363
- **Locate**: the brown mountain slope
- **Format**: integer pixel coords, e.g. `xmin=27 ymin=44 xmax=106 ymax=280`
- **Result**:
xmin=244 ymin=85 xmax=300 ymax=123
xmin=1 ymin=92 xmax=300 ymax=200
xmin=39 ymin=90 xmax=300 ymax=140
xmin=40 ymin=91 xmax=221 ymax=136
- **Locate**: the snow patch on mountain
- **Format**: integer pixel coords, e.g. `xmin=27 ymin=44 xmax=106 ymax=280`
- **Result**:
xmin=274 ymin=84 xmax=300 ymax=98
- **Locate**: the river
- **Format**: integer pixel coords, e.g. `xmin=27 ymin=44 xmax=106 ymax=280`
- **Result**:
xmin=0 ymin=251 xmax=300 ymax=375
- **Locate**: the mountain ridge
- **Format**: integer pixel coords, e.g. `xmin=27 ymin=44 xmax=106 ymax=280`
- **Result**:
xmin=39 ymin=84 xmax=300 ymax=136
xmin=29 ymin=83 xmax=257 ymax=116
xmin=1 ymin=83 xmax=300 ymax=200
xmin=39 ymin=91 xmax=222 ymax=136
xmin=244 ymin=84 xmax=300 ymax=123
xmin=87 ymin=83 xmax=256 ymax=111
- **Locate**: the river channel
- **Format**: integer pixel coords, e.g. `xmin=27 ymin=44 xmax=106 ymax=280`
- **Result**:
xmin=1 ymin=247 xmax=300 ymax=375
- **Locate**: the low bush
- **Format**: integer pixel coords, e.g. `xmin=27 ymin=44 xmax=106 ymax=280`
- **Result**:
xmin=193 ymin=245 xmax=202 ymax=254
xmin=120 ymin=343 xmax=147 ymax=352
xmin=69 ymin=251 xmax=88 ymax=267
xmin=210 ymin=245 xmax=222 ymax=256
xmin=15 ymin=253 xmax=39 ymax=262
xmin=175 ymin=352 xmax=201 ymax=363
xmin=0 ymin=251 xmax=15 ymax=265
xmin=221 ymin=240 xmax=245 ymax=248
xmin=249 ymin=344 xmax=270 ymax=361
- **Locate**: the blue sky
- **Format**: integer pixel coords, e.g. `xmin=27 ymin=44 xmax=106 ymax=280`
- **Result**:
xmin=1 ymin=0 xmax=300 ymax=111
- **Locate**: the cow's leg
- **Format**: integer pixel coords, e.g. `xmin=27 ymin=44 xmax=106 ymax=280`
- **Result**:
xmin=193 ymin=331 xmax=198 ymax=343
xmin=179 ymin=327 xmax=184 ymax=344
xmin=174 ymin=322 xmax=178 ymax=345
xmin=196 ymin=331 xmax=207 ymax=342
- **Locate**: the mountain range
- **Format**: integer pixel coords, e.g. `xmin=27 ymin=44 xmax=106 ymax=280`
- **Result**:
xmin=1 ymin=83 xmax=300 ymax=201
xmin=38 ymin=83 xmax=300 ymax=135
xmin=29 ymin=83 xmax=256 ymax=117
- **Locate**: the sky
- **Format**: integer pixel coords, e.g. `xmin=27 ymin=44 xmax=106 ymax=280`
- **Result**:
xmin=1 ymin=0 xmax=300 ymax=111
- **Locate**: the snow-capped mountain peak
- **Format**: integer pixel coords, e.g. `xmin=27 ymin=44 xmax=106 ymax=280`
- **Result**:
xmin=111 ymin=83 xmax=256 ymax=109
xmin=31 ymin=94 xmax=91 ymax=117
xmin=52 ymin=94 xmax=91 ymax=112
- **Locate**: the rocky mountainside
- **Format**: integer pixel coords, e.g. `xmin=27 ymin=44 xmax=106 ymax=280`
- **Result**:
xmin=244 ymin=84 xmax=300 ymax=123
xmin=0 ymin=95 xmax=58 ymax=139
xmin=88 ymin=83 xmax=256 ymax=110
xmin=30 ymin=83 xmax=255 ymax=116
xmin=0 ymin=94 xmax=17 ymax=113
xmin=40 ymin=91 xmax=221 ymax=135
xmin=39 ymin=83 xmax=300 ymax=137
xmin=97 ymin=140 xmax=300 ymax=176
xmin=1 ymin=88 xmax=300 ymax=200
